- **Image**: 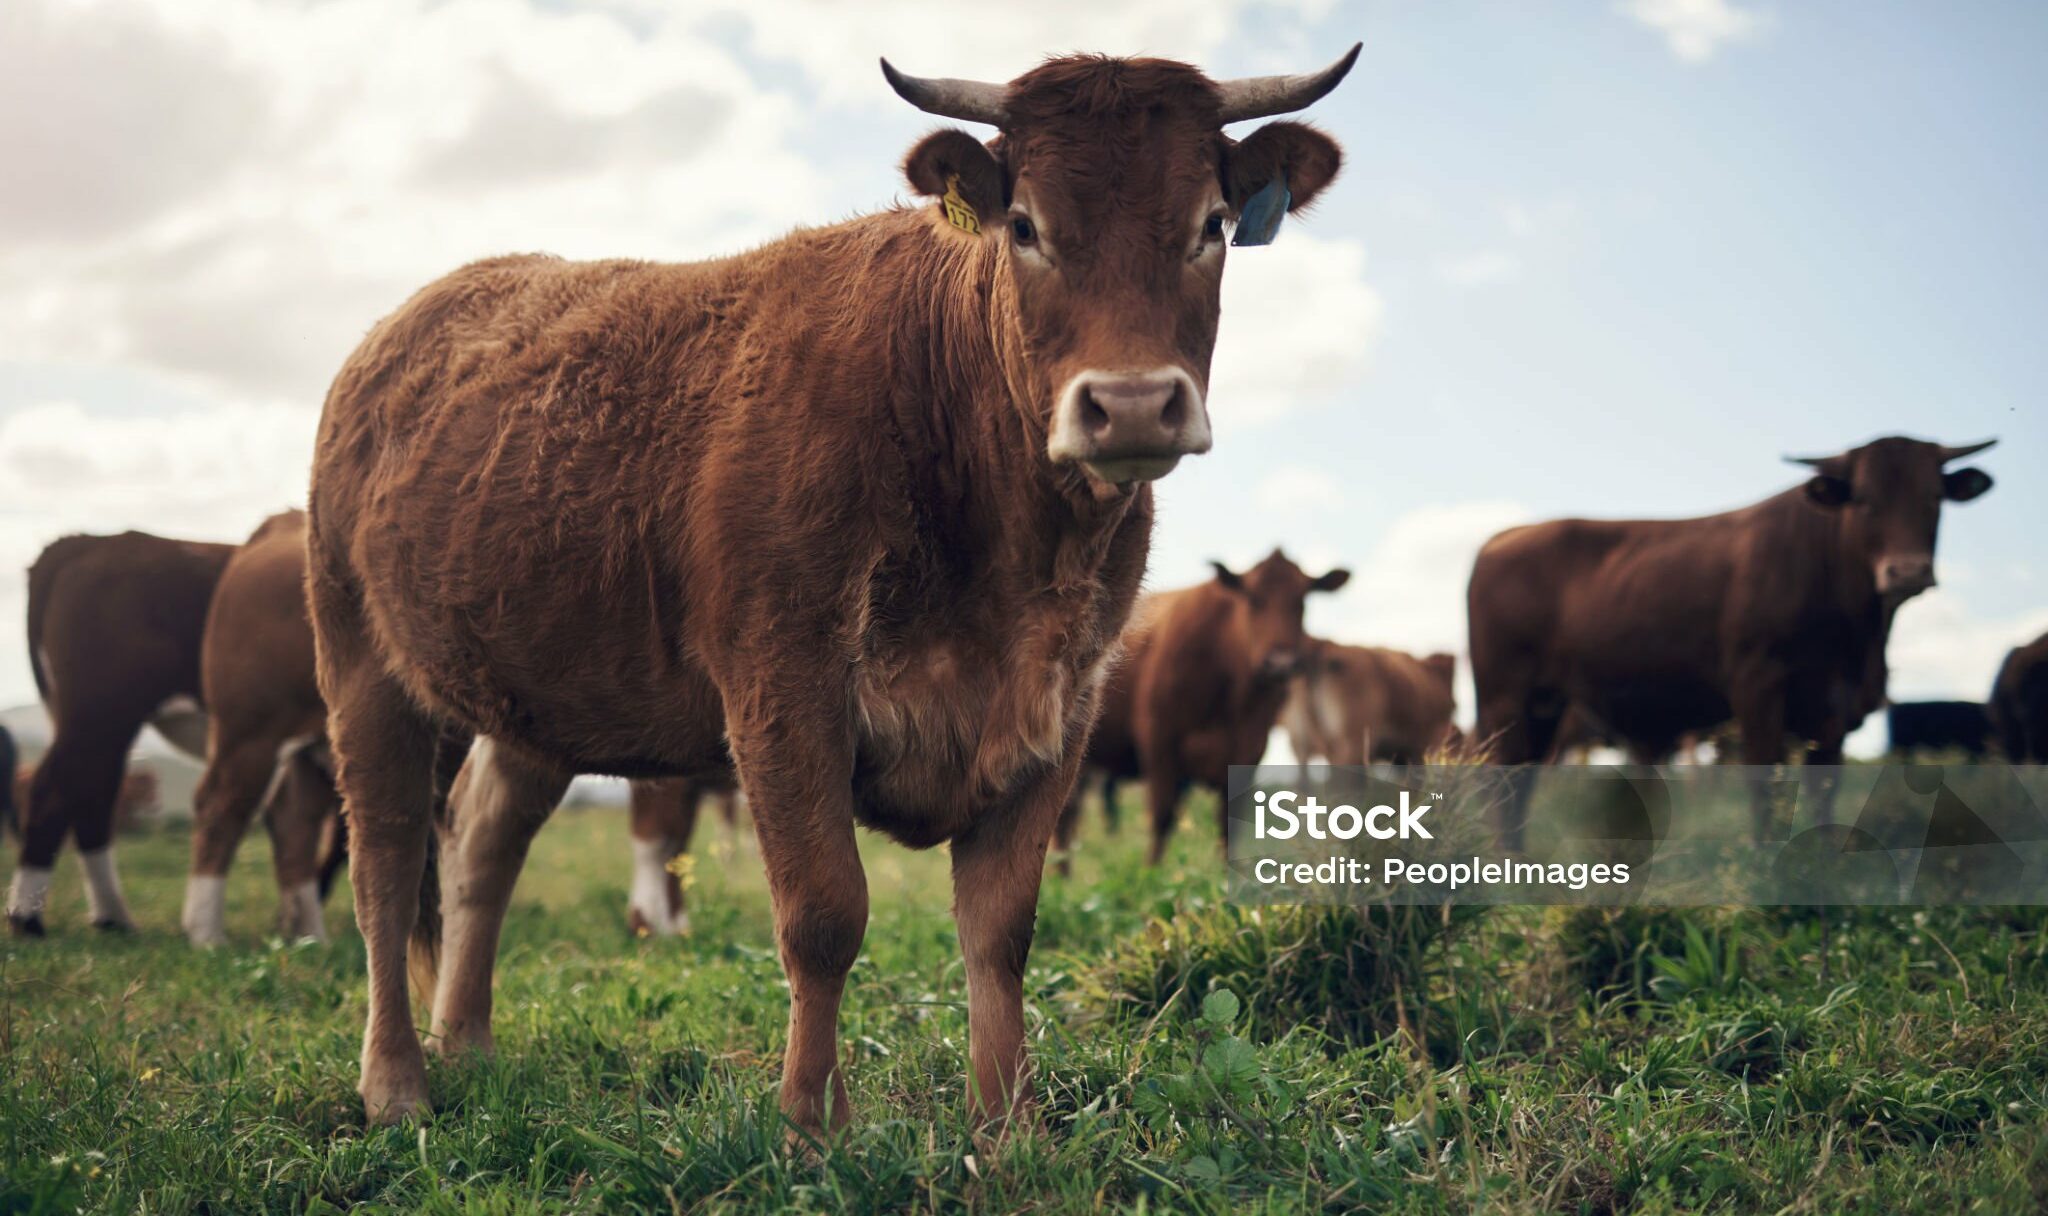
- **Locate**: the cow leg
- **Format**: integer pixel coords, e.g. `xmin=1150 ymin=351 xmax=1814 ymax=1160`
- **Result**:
xmin=428 ymin=739 xmax=569 ymax=1056
xmin=729 ymin=714 xmax=865 ymax=1139
xmin=269 ymin=740 xmax=342 ymax=943
xmin=951 ymin=760 xmax=1073 ymax=1129
xmin=184 ymin=733 xmax=287 ymax=947
xmin=1143 ymin=763 xmax=1185 ymax=865
xmin=316 ymin=572 xmax=443 ymax=1125
xmin=1802 ymin=730 xmax=1847 ymax=830
xmin=1050 ymin=784 xmax=1083 ymax=878
xmin=1733 ymin=680 xmax=1789 ymax=845
xmin=1096 ymin=770 xmax=1121 ymax=835
xmin=626 ymin=779 xmax=698 ymax=937
xmin=12 ymin=729 xmax=142 ymax=935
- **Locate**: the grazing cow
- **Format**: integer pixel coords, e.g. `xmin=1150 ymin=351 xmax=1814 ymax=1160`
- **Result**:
xmin=7 ymin=532 xmax=233 ymax=935
xmin=1063 ymin=552 xmax=1350 ymax=864
xmin=305 ymin=50 xmax=1358 ymax=1130
xmin=626 ymin=774 xmax=739 ymax=938
xmin=1284 ymin=643 xmax=1458 ymax=770
xmin=1886 ymin=700 xmax=1993 ymax=758
xmin=182 ymin=511 xmax=347 ymax=946
xmin=1990 ymin=632 xmax=2048 ymax=762
xmin=1469 ymin=436 xmax=1996 ymax=846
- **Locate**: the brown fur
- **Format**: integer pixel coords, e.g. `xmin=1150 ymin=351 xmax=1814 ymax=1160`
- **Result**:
xmin=625 ymin=774 xmax=739 ymax=937
xmin=1468 ymin=436 xmax=1994 ymax=845
xmin=181 ymin=511 xmax=340 ymax=945
xmin=9 ymin=532 xmax=233 ymax=935
xmin=1062 ymin=551 xmax=1349 ymax=863
xmin=306 ymin=54 xmax=1349 ymax=1130
xmin=1284 ymin=643 xmax=1458 ymax=768
xmin=1990 ymin=632 xmax=2048 ymax=762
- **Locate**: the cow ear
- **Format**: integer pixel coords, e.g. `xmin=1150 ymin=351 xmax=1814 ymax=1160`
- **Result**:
xmin=1225 ymin=121 xmax=1342 ymax=213
xmin=1310 ymin=567 xmax=1351 ymax=592
xmin=902 ymin=128 xmax=1005 ymax=231
xmin=1210 ymin=561 xmax=1245 ymax=592
xmin=1804 ymin=475 xmax=1852 ymax=508
xmin=1944 ymin=467 xmax=1993 ymax=502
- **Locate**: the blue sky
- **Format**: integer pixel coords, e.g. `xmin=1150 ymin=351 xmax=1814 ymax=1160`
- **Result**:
xmin=0 ymin=0 xmax=2040 ymax=752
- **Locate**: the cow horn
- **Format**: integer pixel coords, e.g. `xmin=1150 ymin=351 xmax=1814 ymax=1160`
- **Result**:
xmin=1215 ymin=43 xmax=1363 ymax=124
xmin=1784 ymin=455 xmax=1835 ymax=468
xmin=879 ymin=59 xmax=1009 ymax=127
xmin=1942 ymin=438 xmax=1997 ymax=461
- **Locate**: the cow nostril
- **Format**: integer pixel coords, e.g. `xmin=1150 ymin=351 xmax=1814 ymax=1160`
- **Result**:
xmin=1157 ymin=384 xmax=1186 ymax=433
xmin=1079 ymin=388 xmax=1112 ymax=438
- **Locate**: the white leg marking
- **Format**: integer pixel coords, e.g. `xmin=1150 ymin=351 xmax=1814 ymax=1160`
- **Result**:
xmin=627 ymin=836 xmax=685 ymax=936
xmin=79 ymin=847 xmax=135 ymax=928
xmin=280 ymin=880 xmax=327 ymax=943
xmin=8 ymin=866 xmax=52 ymax=920
xmin=182 ymin=874 xmax=228 ymax=946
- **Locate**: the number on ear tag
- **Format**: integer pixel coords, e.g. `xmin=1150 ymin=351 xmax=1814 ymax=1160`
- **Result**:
xmin=1232 ymin=178 xmax=1291 ymax=247
xmin=941 ymin=174 xmax=980 ymax=234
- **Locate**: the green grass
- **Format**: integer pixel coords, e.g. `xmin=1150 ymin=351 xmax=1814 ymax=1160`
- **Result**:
xmin=6 ymin=796 xmax=2048 ymax=1213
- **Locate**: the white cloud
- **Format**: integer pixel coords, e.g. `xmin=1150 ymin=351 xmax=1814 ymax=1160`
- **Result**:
xmin=1436 ymin=251 xmax=1521 ymax=287
xmin=0 ymin=397 xmax=319 ymax=707
xmin=1885 ymin=590 xmax=2048 ymax=706
xmin=1208 ymin=234 xmax=1385 ymax=429
xmin=1619 ymin=0 xmax=1767 ymax=63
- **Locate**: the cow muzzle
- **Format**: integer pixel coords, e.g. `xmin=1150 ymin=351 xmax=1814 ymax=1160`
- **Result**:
xmin=1046 ymin=367 xmax=1212 ymax=486
xmin=1875 ymin=553 xmax=1936 ymax=598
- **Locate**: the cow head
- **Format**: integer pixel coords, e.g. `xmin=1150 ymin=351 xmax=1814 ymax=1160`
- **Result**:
xmin=1788 ymin=436 xmax=1997 ymax=600
xmin=1209 ymin=549 xmax=1350 ymax=681
xmin=1421 ymin=652 xmax=1458 ymax=691
xmin=884 ymin=49 xmax=1356 ymax=491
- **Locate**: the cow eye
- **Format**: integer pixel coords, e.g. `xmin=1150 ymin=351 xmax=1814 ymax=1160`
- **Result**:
xmin=1010 ymin=215 xmax=1037 ymax=246
xmin=1202 ymin=213 xmax=1226 ymax=241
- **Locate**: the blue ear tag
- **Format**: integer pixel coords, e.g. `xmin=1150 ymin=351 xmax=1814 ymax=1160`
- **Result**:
xmin=1232 ymin=178 xmax=1291 ymax=246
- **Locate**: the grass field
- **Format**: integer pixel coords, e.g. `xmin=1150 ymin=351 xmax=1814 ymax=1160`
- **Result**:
xmin=5 ymin=795 xmax=2048 ymax=1214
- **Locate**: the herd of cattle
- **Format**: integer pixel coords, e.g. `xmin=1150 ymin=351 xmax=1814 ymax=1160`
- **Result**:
xmin=2 ymin=49 xmax=2044 ymax=1138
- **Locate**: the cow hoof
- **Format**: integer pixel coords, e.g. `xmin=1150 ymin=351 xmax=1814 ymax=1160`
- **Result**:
xmin=7 ymin=913 xmax=45 ymax=938
xmin=92 ymin=918 xmax=134 ymax=934
xmin=360 ymin=1071 xmax=432 ymax=1126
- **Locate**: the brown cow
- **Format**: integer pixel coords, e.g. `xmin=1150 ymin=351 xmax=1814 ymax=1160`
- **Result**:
xmin=8 ymin=532 xmax=232 ymax=936
xmin=305 ymin=51 xmax=1358 ymax=1130
xmin=1990 ymin=631 xmax=2048 ymax=762
xmin=1283 ymin=642 xmax=1458 ymax=770
xmin=181 ymin=511 xmax=344 ymax=946
xmin=1468 ymin=436 xmax=1996 ymax=846
xmin=626 ymin=775 xmax=740 ymax=938
xmin=1063 ymin=552 xmax=1350 ymax=864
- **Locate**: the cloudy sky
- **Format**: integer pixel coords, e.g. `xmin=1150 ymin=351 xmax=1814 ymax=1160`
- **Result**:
xmin=1 ymin=0 xmax=2041 ymax=754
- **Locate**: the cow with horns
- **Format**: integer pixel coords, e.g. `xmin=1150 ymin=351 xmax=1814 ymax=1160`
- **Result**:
xmin=306 ymin=49 xmax=1360 ymax=1132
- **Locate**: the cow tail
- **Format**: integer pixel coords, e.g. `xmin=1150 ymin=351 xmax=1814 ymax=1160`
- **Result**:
xmin=25 ymin=535 xmax=97 ymax=704
xmin=406 ymin=827 xmax=442 ymax=1008
xmin=315 ymin=803 xmax=350 ymax=900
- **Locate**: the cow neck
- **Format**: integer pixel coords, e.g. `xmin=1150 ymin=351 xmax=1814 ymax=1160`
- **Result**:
xmin=1772 ymin=488 xmax=1885 ymax=643
xmin=883 ymin=215 xmax=1145 ymax=588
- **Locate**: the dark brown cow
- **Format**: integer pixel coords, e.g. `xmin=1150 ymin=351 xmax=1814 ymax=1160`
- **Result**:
xmin=1990 ymin=631 xmax=2048 ymax=762
xmin=1063 ymin=551 xmax=1349 ymax=864
xmin=1283 ymin=642 xmax=1458 ymax=769
xmin=8 ymin=532 xmax=232 ymax=936
xmin=305 ymin=51 xmax=1358 ymax=1130
xmin=1469 ymin=436 xmax=1996 ymax=846
xmin=182 ymin=511 xmax=343 ymax=947
xmin=626 ymin=774 xmax=740 ymax=938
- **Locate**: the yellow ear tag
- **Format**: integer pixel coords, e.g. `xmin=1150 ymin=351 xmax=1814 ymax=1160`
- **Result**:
xmin=941 ymin=173 xmax=981 ymax=235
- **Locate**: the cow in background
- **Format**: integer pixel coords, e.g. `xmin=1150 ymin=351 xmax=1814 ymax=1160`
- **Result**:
xmin=0 ymin=725 xmax=15 ymax=842
xmin=1886 ymin=700 xmax=1993 ymax=758
xmin=1284 ymin=643 xmax=1458 ymax=771
xmin=8 ymin=532 xmax=233 ymax=936
xmin=1991 ymin=632 xmax=2048 ymax=762
xmin=1063 ymin=551 xmax=1350 ymax=864
xmin=626 ymin=775 xmax=740 ymax=938
xmin=1469 ymin=436 xmax=1996 ymax=847
xmin=181 ymin=511 xmax=347 ymax=946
